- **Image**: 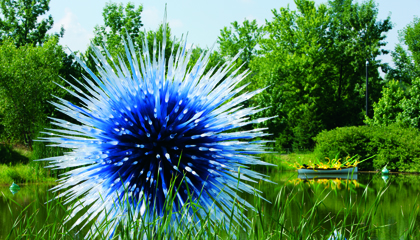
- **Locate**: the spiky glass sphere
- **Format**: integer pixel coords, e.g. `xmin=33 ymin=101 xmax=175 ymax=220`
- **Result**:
xmin=40 ymin=21 xmax=273 ymax=237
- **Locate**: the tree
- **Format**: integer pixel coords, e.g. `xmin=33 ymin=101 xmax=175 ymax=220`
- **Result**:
xmin=0 ymin=37 xmax=66 ymax=146
xmin=0 ymin=0 xmax=63 ymax=47
xmin=218 ymin=19 xmax=263 ymax=70
xmin=83 ymin=2 xmax=179 ymax=76
xmin=386 ymin=44 xmax=418 ymax=85
xmin=92 ymin=2 xmax=143 ymax=53
xmin=187 ymin=46 xmax=227 ymax=76
xmin=397 ymin=77 xmax=420 ymax=129
xmin=402 ymin=17 xmax=420 ymax=69
xmin=367 ymin=77 xmax=420 ymax=129
xmin=83 ymin=2 xmax=144 ymax=73
xmin=145 ymin=23 xmax=179 ymax=64
xmin=386 ymin=17 xmax=420 ymax=83
xmin=365 ymin=80 xmax=406 ymax=126
xmin=251 ymin=0 xmax=392 ymax=149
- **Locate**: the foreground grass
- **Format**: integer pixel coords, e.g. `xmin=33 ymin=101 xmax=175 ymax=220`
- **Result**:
xmin=3 ymin=175 xmax=420 ymax=240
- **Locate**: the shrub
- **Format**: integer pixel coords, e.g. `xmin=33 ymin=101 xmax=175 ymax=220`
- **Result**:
xmin=313 ymin=124 xmax=420 ymax=171
xmin=5 ymin=167 xmax=25 ymax=183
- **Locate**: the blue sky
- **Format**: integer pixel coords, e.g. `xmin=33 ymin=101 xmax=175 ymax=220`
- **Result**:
xmin=48 ymin=0 xmax=419 ymax=69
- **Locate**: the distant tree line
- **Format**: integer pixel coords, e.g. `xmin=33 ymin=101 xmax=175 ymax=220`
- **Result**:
xmin=0 ymin=0 xmax=418 ymax=152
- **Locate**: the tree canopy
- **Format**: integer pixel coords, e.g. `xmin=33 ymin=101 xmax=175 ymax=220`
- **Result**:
xmin=0 ymin=37 xmax=66 ymax=145
xmin=250 ymin=0 xmax=392 ymax=149
xmin=218 ymin=19 xmax=263 ymax=70
xmin=386 ymin=17 xmax=420 ymax=83
xmin=82 ymin=2 xmax=144 ymax=73
xmin=0 ymin=0 xmax=63 ymax=46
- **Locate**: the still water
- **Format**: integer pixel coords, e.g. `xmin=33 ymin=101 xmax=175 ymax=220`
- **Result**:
xmin=1 ymin=172 xmax=419 ymax=239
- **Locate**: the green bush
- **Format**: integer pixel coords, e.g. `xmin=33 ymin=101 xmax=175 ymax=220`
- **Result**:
xmin=5 ymin=167 xmax=25 ymax=183
xmin=313 ymin=124 xmax=420 ymax=171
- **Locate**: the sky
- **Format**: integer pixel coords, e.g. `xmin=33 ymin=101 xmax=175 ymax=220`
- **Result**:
xmin=47 ymin=0 xmax=419 ymax=69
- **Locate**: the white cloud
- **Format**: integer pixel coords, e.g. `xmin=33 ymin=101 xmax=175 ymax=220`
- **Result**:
xmin=51 ymin=8 xmax=93 ymax=53
xmin=142 ymin=6 xmax=161 ymax=31
xmin=168 ymin=19 xmax=183 ymax=29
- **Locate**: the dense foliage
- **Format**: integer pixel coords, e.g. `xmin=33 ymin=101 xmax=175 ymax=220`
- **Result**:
xmin=369 ymin=18 xmax=420 ymax=131
xmin=364 ymin=79 xmax=406 ymax=126
xmin=366 ymin=77 xmax=420 ymax=128
xmin=250 ymin=0 xmax=392 ymax=150
xmin=314 ymin=124 xmax=420 ymax=172
xmin=218 ymin=19 xmax=263 ymax=71
xmin=0 ymin=0 xmax=63 ymax=46
xmin=0 ymin=38 xmax=66 ymax=145
xmin=386 ymin=17 xmax=420 ymax=82
xmin=0 ymin=0 xmax=419 ymax=171
xmin=82 ymin=2 xmax=144 ymax=73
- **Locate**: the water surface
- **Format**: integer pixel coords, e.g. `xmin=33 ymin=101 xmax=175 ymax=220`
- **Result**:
xmin=1 ymin=172 xmax=419 ymax=239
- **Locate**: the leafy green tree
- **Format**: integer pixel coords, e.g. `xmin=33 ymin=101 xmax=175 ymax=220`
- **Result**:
xmin=145 ymin=23 xmax=179 ymax=64
xmin=0 ymin=37 xmax=66 ymax=146
xmin=93 ymin=2 xmax=143 ymax=51
xmin=365 ymin=80 xmax=406 ymax=126
xmin=0 ymin=0 xmax=82 ymax=147
xmin=402 ymin=17 xmax=420 ymax=69
xmin=397 ymin=78 xmax=420 ymax=129
xmin=386 ymin=44 xmax=418 ymax=85
xmin=83 ymin=2 xmax=179 ymax=76
xmin=187 ymin=46 xmax=227 ymax=75
xmin=251 ymin=0 xmax=392 ymax=149
xmin=0 ymin=0 xmax=63 ymax=46
xmin=218 ymin=19 xmax=263 ymax=70
xmin=83 ymin=2 xmax=144 ymax=73
xmin=386 ymin=17 xmax=420 ymax=83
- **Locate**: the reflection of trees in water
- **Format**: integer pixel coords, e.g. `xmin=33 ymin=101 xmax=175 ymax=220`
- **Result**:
xmin=240 ymin=172 xmax=420 ymax=239
xmin=0 ymin=184 xmax=85 ymax=239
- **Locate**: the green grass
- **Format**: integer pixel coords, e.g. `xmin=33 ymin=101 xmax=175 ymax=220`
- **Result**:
xmin=254 ymin=151 xmax=318 ymax=172
xmin=0 ymin=141 xmax=67 ymax=185
xmin=0 ymin=164 xmax=56 ymax=185
xmin=3 ymin=174 xmax=420 ymax=240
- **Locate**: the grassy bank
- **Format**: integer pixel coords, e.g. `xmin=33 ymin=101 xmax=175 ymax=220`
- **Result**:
xmin=1 ymin=142 xmax=318 ymax=185
xmin=0 ymin=164 xmax=56 ymax=185
xmin=0 ymin=142 xmax=66 ymax=185
xmin=254 ymin=151 xmax=317 ymax=172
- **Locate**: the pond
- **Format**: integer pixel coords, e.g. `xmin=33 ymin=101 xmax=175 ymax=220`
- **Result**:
xmin=1 ymin=171 xmax=419 ymax=239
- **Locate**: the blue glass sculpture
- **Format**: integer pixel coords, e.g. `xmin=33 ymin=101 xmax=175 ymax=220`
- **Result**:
xmin=39 ymin=13 xmax=274 ymax=238
xmin=9 ymin=182 xmax=20 ymax=195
